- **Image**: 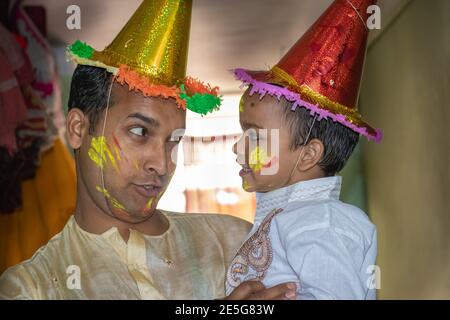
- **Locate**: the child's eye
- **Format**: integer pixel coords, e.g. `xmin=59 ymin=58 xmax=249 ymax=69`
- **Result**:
xmin=129 ymin=127 xmax=147 ymax=137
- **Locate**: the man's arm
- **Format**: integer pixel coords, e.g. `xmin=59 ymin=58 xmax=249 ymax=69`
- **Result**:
xmin=223 ymin=281 xmax=297 ymax=300
xmin=0 ymin=265 xmax=37 ymax=300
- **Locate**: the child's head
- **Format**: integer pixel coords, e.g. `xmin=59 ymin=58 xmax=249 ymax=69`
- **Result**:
xmin=233 ymin=86 xmax=359 ymax=193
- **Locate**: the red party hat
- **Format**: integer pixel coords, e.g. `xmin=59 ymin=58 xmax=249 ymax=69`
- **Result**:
xmin=234 ymin=0 xmax=382 ymax=142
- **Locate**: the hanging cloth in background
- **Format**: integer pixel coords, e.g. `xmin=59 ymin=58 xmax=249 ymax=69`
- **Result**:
xmin=0 ymin=23 xmax=32 ymax=155
xmin=13 ymin=6 xmax=65 ymax=150
xmin=0 ymin=139 xmax=76 ymax=273
xmin=0 ymin=4 xmax=76 ymax=272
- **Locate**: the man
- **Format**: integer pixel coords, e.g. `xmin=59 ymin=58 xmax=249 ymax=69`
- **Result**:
xmin=0 ymin=0 xmax=296 ymax=300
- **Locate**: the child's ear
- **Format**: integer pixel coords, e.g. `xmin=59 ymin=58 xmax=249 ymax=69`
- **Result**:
xmin=66 ymin=108 xmax=89 ymax=150
xmin=298 ymin=138 xmax=324 ymax=171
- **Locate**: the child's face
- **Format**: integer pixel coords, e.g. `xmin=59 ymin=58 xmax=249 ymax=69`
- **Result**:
xmin=233 ymin=90 xmax=303 ymax=193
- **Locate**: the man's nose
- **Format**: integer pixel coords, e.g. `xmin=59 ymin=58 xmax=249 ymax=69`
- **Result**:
xmin=144 ymin=142 xmax=168 ymax=176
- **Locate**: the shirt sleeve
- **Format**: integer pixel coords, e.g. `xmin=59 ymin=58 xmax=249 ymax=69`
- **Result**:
xmin=0 ymin=265 xmax=38 ymax=300
xmin=282 ymin=226 xmax=368 ymax=300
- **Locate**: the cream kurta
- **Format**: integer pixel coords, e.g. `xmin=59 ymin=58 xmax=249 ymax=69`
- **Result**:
xmin=0 ymin=211 xmax=251 ymax=300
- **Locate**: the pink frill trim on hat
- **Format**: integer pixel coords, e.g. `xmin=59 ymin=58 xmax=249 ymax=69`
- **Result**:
xmin=234 ymin=68 xmax=383 ymax=143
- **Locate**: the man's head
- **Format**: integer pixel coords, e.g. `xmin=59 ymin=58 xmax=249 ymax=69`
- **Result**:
xmin=67 ymin=65 xmax=186 ymax=223
xmin=233 ymin=86 xmax=359 ymax=193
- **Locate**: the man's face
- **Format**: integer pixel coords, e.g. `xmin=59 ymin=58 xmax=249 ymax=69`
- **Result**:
xmin=233 ymin=90 xmax=303 ymax=193
xmin=77 ymin=83 xmax=186 ymax=223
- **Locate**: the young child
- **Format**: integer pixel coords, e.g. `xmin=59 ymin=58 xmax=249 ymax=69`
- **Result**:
xmin=226 ymin=0 xmax=382 ymax=299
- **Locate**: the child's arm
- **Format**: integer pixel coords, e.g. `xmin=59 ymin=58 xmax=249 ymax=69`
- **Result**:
xmin=282 ymin=226 xmax=372 ymax=300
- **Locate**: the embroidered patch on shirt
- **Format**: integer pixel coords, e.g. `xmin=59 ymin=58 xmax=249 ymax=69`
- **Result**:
xmin=226 ymin=208 xmax=283 ymax=291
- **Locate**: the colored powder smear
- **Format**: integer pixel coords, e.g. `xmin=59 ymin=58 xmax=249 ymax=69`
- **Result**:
xmin=145 ymin=197 xmax=154 ymax=210
xmin=145 ymin=191 xmax=163 ymax=210
xmin=112 ymin=135 xmax=123 ymax=161
xmin=96 ymin=186 xmax=126 ymax=211
xmin=88 ymin=136 xmax=119 ymax=171
xmin=114 ymin=145 xmax=121 ymax=162
xmin=239 ymin=96 xmax=245 ymax=112
xmin=249 ymin=146 xmax=271 ymax=172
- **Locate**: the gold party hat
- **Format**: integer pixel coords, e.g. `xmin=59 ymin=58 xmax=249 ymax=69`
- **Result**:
xmin=67 ymin=0 xmax=221 ymax=115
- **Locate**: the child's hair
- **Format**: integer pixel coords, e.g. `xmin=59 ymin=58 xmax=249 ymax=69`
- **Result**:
xmin=280 ymin=98 xmax=360 ymax=176
xmin=68 ymin=65 xmax=114 ymax=134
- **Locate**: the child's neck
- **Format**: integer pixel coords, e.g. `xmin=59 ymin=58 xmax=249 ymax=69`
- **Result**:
xmin=284 ymin=166 xmax=327 ymax=189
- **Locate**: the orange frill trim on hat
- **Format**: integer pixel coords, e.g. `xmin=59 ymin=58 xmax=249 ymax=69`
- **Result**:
xmin=116 ymin=65 xmax=187 ymax=110
xmin=183 ymin=77 xmax=220 ymax=96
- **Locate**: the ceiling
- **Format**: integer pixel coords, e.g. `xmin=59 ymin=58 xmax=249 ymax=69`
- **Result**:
xmin=23 ymin=0 xmax=408 ymax=93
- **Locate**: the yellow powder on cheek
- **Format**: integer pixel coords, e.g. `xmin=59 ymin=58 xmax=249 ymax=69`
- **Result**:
xmin=146 ymin=190 xmax=164 ymax=209
xmin=157 ymin=190 xmax=164 ymax=202
xmin=96 ymin=186 xmax=126 ymax=211
xmin=110 ymin=199 xmax=126 ymax=211
xmin=143 ymin=188 xmax=166 ymax=211
xmin=88 ymin=136 xmax=119 ymax=172
xmin=96 ymin=185 xmax=111 ymax=197
xmin=145 ymin=197 xmax=154 ymax=209
xmin=88 ymin=143 xmax=105 ymax=168
xmin=249 ymin=146 xmax=270 ymax=172
xmin=114 ymin=145 xmax=121 ymax=161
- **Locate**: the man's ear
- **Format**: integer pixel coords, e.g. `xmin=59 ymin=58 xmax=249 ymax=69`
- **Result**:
xmin=66 ymin=108 xmax=88 ymax=149
xmin=297 ymin=138 xmax=324 ymax=171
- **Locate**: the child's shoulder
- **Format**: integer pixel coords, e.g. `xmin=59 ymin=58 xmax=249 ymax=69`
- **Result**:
xmin=273 ymin=199 xmax=376 ymax=248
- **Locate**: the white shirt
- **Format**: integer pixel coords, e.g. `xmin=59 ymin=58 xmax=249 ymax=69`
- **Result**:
xmin=225 ymin=176 xmax=378 ymax=300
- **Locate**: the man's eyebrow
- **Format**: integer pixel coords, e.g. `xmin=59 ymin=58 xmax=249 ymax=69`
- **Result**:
xmin=127 ymin=113 xmax=159 ymax=127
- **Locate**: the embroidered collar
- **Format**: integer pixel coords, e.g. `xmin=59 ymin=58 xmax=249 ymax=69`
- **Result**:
xmin=254 ymin=176 xmax=342 ymax=224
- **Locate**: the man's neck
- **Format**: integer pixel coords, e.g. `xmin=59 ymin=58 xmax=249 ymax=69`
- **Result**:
xmin=74 ymin=179 xmax=169 ymax=242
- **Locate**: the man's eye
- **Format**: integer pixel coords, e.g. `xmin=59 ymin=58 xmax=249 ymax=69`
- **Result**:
xmin=129 ymin=127 xmax=146 ymax=136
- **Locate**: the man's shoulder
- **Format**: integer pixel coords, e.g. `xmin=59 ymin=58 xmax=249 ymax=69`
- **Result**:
xmin=163 ymin=211 xmax=252 ymax=233
xmin=1 ymin=217 xmax=76 ymax=275
xmin=162 ymin=211 xmax=252 ymax=264
xmin=0 ymin=227 xmax=66 ymax=300
xmin=162 ymin=211 xmax=252 ymax=245
xmin=9 ymin=225 xmax=66 ymax=268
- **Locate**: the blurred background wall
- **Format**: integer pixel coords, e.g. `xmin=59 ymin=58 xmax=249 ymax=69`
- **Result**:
xmin=360 ymin=0 xmax=450 ymax=299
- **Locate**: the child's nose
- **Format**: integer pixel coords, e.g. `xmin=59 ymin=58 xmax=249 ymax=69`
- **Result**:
xmin=232 ymin=136 xmax=247 ymax=165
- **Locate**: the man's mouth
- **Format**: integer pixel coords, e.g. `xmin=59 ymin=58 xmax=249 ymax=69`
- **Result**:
xmin=133 ymin=183 xmax=163 ymax=198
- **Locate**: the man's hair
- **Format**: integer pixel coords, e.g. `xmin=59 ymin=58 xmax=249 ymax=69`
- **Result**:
xmin=68 ymin=65 xmax=114 ymax=134
xmin=280 ymin=98 xmax=360 ymax=176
